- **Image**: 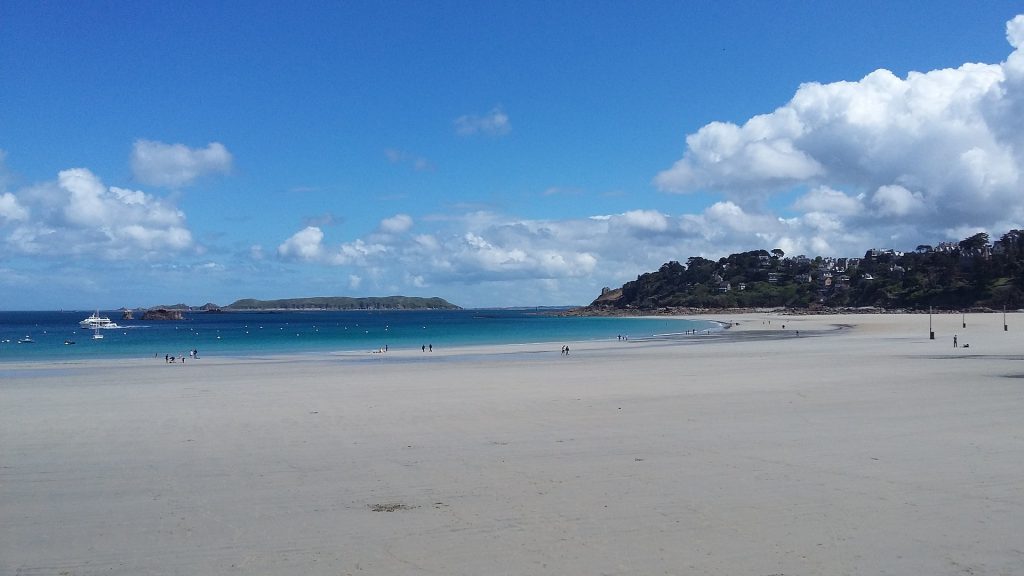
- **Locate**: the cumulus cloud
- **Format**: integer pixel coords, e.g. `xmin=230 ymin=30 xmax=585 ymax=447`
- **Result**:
xmin=0 ymin=167 xmax=193 ymax=258
xmin=793 ymin=186 xmax=864 ymax=216
xmin=621 ymin=209 xmax=669 ymax=233
xmin=277 ymin=226 xmax=325 ymax=261
xmin=454 ymin=107 xmax=511 ymax=136
xmin=871 ymin=184 xmax=925 ymax=217
xmin=379 ymin=214 xmax=413 ymax=234
xmin=131 ymin=139 xmax=233 ymax=187
xmin=0 ymin=192 xmax=29 ymax=222
xmin=655 ymin=15 xmax=1024 ymax=239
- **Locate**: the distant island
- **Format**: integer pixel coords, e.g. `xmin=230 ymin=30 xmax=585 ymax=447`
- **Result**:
xmin=140 ymin=308 xmax=185 ymax=321
xmin=144 ymin=296 xmax=461 ymax=311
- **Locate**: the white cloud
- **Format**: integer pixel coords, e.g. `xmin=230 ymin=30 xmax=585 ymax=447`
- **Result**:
xmin=0 ymin=167 xmax=193 ymax=259
xmin=327 ymin=239 xmax=389 ymax=266
xmin=655 ymin=114 xmax=823 ymax=192
xmin=654 ymin=15 xmax=1024 ymax=238
xmin=871 ymin=184 xmax=925 ymax=217
xmin=379 ymin=214 xmax=413 ymax=234
xmin=793 ymin=186 xmax=864 ymax=216
xmin=131 ymin=139 xmax=233 ymax=187
xmin=1007 ymin=15 xmax=1024 ymax=50
xmin=621 ymin=209 xmax=669 ymax=233
xmin=277 ymin=226 xmax=325 ymax=261
xmin=454 ymin=107 xmax=511 ymax=136
xmin=0 ymin=192 xmax=28 ymax=222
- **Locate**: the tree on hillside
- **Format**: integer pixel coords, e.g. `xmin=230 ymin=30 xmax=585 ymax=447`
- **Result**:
xmin=959 ymin=232 xmax=989 ymax=253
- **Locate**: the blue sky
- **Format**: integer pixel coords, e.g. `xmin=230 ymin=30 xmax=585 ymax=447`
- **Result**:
xmin=2 ymin=1 xmax=1023 ymax=309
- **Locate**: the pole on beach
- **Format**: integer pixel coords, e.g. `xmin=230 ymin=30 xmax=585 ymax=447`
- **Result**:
xmin=929 ymin=306 xmax=935 ymax=340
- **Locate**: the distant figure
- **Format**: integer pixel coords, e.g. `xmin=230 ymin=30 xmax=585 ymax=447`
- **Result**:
xmin=422 ymin=345 xmax=426 ymax=352
xmin=165 ymin=354 xmax=169 ymax=363
xmin=429 ymin=344 xmax=432 ymax=352
xmin=565 ymin=345 xmax=570 ymax=355
xmin=954 ymin=335 xmax=958 ymax=348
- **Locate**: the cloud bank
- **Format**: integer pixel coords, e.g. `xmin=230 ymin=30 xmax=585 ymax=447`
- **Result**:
xmin=0 ymin=168 xmax=192 ymax=259
xmin=131 ymin=140 xmax=233 ymax=187
xmin=655 ymin=15 xmax=1024 ymax=243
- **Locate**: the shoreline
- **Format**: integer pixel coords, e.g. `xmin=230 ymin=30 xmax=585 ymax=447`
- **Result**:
xmin=0 ymin=313 xmax=844 ymax=371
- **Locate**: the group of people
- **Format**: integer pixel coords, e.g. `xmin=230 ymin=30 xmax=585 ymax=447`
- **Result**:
xmin=421 ymin=344 xmax=433 ymax=352
xmin=561 ymin=345 xmax=570 ymax=356
xmin=163 ymin=349 xmax=199 ymax=363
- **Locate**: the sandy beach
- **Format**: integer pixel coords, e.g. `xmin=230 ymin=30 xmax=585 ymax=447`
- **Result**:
xmin=2 ymin=312 xmax=1023 ymax=575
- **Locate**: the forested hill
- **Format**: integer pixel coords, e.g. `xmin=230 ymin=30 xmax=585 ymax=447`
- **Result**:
xmin=225 ymin=296 xmax=460 ymax=310
xmin=587 ymin=230 xmax=1024 ymax=312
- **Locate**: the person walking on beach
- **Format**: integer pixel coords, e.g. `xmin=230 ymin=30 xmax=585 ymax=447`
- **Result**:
xmin=954 ymin=334 xmax=958 ymax=348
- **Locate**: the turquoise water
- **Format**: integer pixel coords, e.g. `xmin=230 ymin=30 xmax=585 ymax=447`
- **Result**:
xmin=0 ymin=309 xmax=717 ymax=362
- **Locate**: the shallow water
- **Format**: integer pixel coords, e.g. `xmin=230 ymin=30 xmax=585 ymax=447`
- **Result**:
xmin=0 ymin=309 xmax=716 ymax=362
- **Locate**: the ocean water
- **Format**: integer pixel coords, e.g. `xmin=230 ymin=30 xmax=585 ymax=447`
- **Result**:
xmin=0 ymin=309 xmax=717 ymax=362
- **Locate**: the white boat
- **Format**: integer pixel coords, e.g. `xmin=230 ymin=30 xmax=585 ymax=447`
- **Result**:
xmin=80 ymin=311 xmax=120 ymax=329
xmin=92 ymin=328 xmax=103 ymax=340
xmin=18 ymin=335 xmax=35 ymax=344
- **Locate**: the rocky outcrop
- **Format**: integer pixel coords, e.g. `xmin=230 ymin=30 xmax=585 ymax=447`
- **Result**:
xmin=141 ymin=308 xmax=184 ymax=321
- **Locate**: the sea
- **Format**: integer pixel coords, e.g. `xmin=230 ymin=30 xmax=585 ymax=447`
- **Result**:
xmin=0 ymin=309 xmax=718 ymax=362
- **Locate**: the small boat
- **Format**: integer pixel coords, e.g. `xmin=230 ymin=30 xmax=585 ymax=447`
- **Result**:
xmin=64 ymin=339 xmax=76 ymax=345
xmin=92 ymin=328 xmax=103 ymax=340
xmin=80 ymin=311 xmax=120 ymax=329
xmin=18 ymin=335 xmax=35 ymax=344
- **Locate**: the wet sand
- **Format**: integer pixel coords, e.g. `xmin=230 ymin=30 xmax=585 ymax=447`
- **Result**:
xmin=2 ymin=312 xmax=1023 ymax=575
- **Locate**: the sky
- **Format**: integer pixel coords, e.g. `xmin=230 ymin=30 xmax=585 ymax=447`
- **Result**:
xmin=2 ymin=1 xmax=1023 ymax=310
